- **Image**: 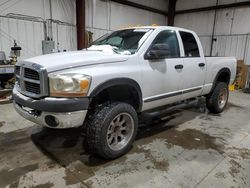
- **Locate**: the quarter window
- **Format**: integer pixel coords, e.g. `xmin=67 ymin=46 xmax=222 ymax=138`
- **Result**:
xmin=180 ymin=31 xmax=200 ymax=57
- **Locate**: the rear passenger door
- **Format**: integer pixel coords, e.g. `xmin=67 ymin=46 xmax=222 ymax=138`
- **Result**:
xmin=179 ymin=31 xmax=206 ymax=100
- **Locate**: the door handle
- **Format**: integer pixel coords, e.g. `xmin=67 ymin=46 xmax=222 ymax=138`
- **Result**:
xmin=199 ymin=63 xmax=205 ymax=67
xmin=175 ymin=64 xmax=184 ymax=70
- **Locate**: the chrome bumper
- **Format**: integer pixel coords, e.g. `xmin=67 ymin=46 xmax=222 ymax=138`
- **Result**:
xmin=12 ymin=87 xmax=88 ymax=129
xmin=14 ymin=101 xmax=87 ymax=128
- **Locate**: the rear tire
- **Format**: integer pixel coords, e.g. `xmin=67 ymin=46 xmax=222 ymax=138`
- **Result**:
xmin=206 ymin=82 xmax=229 ymax=114
xmin=85 ymin=102 xmax=138 ymax=159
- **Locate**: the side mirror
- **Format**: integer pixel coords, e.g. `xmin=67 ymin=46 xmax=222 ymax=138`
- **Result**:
xmin=145 ymin=43 xmax=171 ymax=60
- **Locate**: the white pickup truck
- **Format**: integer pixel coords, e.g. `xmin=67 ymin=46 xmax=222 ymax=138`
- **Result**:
xmin=13 ymin=26 xmax=236 ymax=159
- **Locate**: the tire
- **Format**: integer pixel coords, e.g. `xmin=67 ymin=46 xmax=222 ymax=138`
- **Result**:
xmin=85 ymin=102 xmax=138 ymax=159
xmin=206 ymin=82 xmax=229 ymax=114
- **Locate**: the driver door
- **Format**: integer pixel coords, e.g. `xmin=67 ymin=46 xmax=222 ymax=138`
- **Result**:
xmin=140 ymin=30 xmax=184 ymax=111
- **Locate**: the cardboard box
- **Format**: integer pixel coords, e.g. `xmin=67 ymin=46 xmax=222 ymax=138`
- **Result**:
xmin=234 ymin=60 xmax=249 ymax=90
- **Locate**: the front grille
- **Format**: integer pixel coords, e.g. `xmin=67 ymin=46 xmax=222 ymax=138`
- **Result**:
xmin=24 ymin=68 xmax=39 ymax=80
xmin=25 ymin=81 xmax=40 ymax=94
xmin=14 ymin=63 xmax=48 ymax=98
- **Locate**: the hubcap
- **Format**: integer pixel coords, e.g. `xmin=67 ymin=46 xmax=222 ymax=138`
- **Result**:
xmin=106 ymin=113 xmax=134 ymax=151
xmin=218 ymin=88 xmax=228 ymax=109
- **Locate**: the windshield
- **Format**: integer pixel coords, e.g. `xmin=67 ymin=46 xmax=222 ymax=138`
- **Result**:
xmin=90 ymin=28 xmax=154 ymax=55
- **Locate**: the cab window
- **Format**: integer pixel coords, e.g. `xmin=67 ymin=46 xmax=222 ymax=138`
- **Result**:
xmin=179 ymin=31 xmax=200 ymax=57
xmin=150 ymin=30 xmax=180 ymax=58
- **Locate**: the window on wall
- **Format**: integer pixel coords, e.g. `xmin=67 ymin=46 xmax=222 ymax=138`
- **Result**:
xmin=150 ymin=30 xmax=180 ymax=58
xmin=180 ymin=31 xmax=200 ymax=57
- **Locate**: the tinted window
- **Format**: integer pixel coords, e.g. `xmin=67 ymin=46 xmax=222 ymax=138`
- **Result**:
xmin=150 ymin=30 xmax=180 ymax=58
xmin=180 ymin=31 xmax=200 ymax=57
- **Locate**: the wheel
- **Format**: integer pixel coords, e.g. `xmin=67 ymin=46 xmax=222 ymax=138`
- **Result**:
xmin=206 ymin=82 xmax=229 ymax=114
xmin=85 ymin=102 xmax=138 ymax=159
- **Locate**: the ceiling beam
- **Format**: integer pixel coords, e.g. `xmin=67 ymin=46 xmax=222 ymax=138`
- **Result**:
xmin=176 ymin=1 xmax=250 ymax=14
xmin=110 ymin=0 xmax=168 ymax=16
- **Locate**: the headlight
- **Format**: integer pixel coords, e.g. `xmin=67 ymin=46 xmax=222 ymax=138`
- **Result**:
xmin=49 ymin=73 xmax=91 ymax=97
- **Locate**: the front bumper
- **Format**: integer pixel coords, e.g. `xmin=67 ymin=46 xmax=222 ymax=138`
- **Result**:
xmin=13 ymin=87 xmax=89 ymax=128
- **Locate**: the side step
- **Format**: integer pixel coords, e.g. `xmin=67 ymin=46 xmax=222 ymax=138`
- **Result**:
xmin=139 ymin=97 xmax=206 ymax=124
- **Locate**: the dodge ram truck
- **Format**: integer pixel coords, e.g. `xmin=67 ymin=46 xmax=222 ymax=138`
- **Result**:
xmin=13 ymin=26 xmax=236 ymax=159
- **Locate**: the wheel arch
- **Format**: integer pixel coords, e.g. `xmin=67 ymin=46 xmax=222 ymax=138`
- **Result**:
xmin=89 ymin=78 xmax=143 ymax=112
xmin=212 ymin=68 xmax=231 ymax=90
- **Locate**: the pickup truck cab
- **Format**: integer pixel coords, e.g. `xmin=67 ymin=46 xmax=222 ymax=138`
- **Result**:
xmin=13 ymin=26 xmax=236 ymax=159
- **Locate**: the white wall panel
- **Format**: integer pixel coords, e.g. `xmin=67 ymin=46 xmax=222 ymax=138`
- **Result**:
xmin=0 ymin=17 xmax=44 ymax=60
xmin=86 ymin=0 xmax=167 ymax=41
xmin=219 ymin=0 xmax=250 ymax=5
xmin=176 ymin=0 xmax=250 ymax=10
xmin=52 ymin=0 xmax=76 ymax=24
xmin=130 ymin=0 xmax=168 ymax=11
xmin=199 ymin=36 xmax=212 ymax=56
xmin=52 ymin=23 xmax=77 ymax=52
xmin=86 ymin=0 xmax=93 ymax=28
xmin=110 ymin=2 xmax=167 ymax=30
xmin=176 ymin=0 xmax=216 ymax=11
xmin=87 ymin=0 xmax=167 ymax=32
xmin=175 ymin=0 xmax=250 ymax=65
xmin=231 ymin=7 xmax=250 ymax=34
xmin=175 ymin=11 xmax=215 ymax=35
xmin=219 ymin=0 xmax=236 ymax=5
xmin=92 ymin=0 xmax=110 ymax=30
xmin=0 ymin=0 xmax=76 ymax=60
xmin=176 ymin=0 xmax=249 ymax=10
xmin=214 ymin=9 xmax=235 ymax=35
xmin=0 ymin=0 xmax=75 ymax=24
xmin=211 ymin=35 xmax=246 ymax=59
xmin=245 ymin=35 xmax=250 ymax=65
xmin=0 ymin=0 xmax=46 ymax=18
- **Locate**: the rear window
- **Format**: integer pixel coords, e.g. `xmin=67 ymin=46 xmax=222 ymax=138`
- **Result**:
xmin=180 ymin=31 xmax=200 ymax=57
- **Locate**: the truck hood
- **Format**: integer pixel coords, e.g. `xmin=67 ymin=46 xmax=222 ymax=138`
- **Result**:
xmin=21 ymin=50 xmax=129 ymax=72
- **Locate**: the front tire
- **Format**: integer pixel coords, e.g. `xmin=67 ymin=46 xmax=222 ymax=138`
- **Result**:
xmin=206 ymin=82 xmax=229 ymax=114
xmin=85 ymin=102 xmax=138 ymax=159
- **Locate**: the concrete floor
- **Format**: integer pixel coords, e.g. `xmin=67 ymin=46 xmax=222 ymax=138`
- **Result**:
xmin=0 ymin=91 xmax=250 ymax=188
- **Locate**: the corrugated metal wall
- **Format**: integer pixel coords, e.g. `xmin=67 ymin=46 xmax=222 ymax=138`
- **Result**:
xmin=0 ymin=17 xmax=44 ymax=59
xmin=199 ymin=34 xmax=250 ymax=60
xmin=0 ymin=0 xmax=76 ymax=60
xmin=86 ymin=0 xmax=168 ymax=40
xmin=175 ymin=0 xmax=250 ymax=65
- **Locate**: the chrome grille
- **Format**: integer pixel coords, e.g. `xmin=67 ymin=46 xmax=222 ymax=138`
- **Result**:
xmin=15 ymin=62 xmax=48 ymax=98
xmin=25 ymin=81 xmax=41 ymax=94
xmin=24 ymin=68 xmax=39 ymax=80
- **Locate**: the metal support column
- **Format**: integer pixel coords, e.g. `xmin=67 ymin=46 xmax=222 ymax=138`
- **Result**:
xmin=210 ymin=0 xmax=219 ymax=56
xmin=168 ymin=0 xmax=177 ymax=26
xmin=76 ymin=0 xmax=85 ymax=50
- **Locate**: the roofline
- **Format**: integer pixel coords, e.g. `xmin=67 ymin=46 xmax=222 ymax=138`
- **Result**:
xmin=116 ymin=26 xmax=195 ymax=33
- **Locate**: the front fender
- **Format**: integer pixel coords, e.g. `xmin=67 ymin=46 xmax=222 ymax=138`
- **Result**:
xmin=89 ymin=78 xmax=143 ymax=111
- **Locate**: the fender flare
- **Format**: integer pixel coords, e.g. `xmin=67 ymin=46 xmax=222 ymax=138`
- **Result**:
xmin=89 ymin=78 xmax=143 ymax=111
xmin=211 ymin=68 xmax=231 ymax=91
